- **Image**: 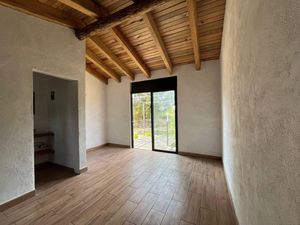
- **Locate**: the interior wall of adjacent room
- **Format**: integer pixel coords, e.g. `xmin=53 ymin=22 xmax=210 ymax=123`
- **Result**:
xmin=107 ymin=61 xmax=222 ymax=156
xmin=33 ymin=75 xmax=50 ymax=131
xmin=221 ymin=0 xmax=300 ymax=224
xmin=0 ymin=6 xmax=86 ymax=205
xmin=85 ymin=72 xmax=107 ymax=149
xmin=33 ymin=74 xmax=79 ymax=169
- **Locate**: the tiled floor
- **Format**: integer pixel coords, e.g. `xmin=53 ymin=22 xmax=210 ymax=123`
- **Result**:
xmin=0 ymin=147 xmax=236 ymax=225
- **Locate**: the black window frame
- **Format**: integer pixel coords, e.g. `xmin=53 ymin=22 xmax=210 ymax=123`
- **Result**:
xmin=130 ymin=77 xmax=178 ymax=154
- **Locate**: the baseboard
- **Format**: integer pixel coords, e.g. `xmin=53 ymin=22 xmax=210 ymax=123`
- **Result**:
xmin=222 ymin=161 xmax=240 ymax=225
xmin=86 ymin=143 xmax=130 ymax=151
xmin=77 ymin=167 xmax=88 ymax=174
xmin=86 ymin=143 xmax=107 ymax=152
xmin=0 ymin=190 xmax=36 ymax=212
xmin=106 ymin=143 xmax=130 ymax=148
xmin=178 ymin=151 xmax=222 ymax=160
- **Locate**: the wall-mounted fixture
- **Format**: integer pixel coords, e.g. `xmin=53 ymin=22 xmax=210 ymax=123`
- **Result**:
xmin=51 ymin=91 xmax=55 ymax=100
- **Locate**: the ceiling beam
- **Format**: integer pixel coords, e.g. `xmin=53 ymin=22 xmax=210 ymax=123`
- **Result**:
xmin=58 ymin=0 xmax=107 ymax=18
xmin=75 ymin=0 xmax=172 ymax=40
xmin=111 ymin=27 xmax=151 ymax=78
xmin=89 ymin=37 xmax=135 ymax=80
xmin=143 ymin=12 xmax=173 ymax=74
xmin=187 ymin=0 xmax=201 ymax=70
xmin=0 ymin=0 xmax=83 ymax=28
xmin=86 ymin=64 xmax=108 ymax=84
xmin=61 ymin=0 xmax=142 ymax=80
xmin=86 ymin=49 xmax=121 ymax=83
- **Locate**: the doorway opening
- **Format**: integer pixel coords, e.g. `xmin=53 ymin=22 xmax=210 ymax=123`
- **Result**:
xmin=33 ymin=72 xmax=79 ymax=189
xmin=131 ymin=77 xmax=178 ymax=153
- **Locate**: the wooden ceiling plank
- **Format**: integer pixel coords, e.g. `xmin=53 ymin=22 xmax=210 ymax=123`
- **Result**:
xmin=63 ymin=1 xmax=147 ymax=79
xmin=143 ymin=12 xmax=173 ymax=74
xmin=111 ymin=27 xmax=151 ymax=78
xmin=86 ymin=48 xmax=121 ymax=82
xmin=89 ymin=36 xmax=135 ymax=80
xmin=58 ymin=0 xmax=140 ymax=80
xmin=75 ymin=0 xmax=173 ymax=40
xmin=0 ymin=0 xmax=83 ymax=28
xmin=58 ymin=0 xmax=107 ymax=18
xmin=187 ymin=0 xmax=201 ymax=70
xmin=86 ymin=64 xmax=108 ymax=84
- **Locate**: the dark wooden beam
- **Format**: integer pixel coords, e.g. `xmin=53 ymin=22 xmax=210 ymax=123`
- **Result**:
xmin=111 ymin=27 xmax=151 ymax=78
xmin=86 ymin=49 xmax=121 ymax=83
xmin=0 ymin=0 xmax=83 ymax=28
xmin=89 ymin=36 xmax=135 ymax=80
xmin=143 ymin=12 xmax=173 ymax=74
xmin=187 ymin=0 xmax=201 ymax=70
xmin=86 ymin=64 xmax=108 ymax=85
xmin=58 ymin=0 xmax=108 ymax=18
xmin=60 ymin=0 xmax=142 ymax=82
xmin=75 ymin=0 xmax=172 ymax=40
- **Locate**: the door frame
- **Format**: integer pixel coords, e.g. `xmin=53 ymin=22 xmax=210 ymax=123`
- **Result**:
xmin=130 ymin=77 xmax=178 ymax=154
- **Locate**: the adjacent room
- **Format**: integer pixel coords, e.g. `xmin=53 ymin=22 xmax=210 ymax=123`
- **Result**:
xmin=0 ymin=0 xmax=299 ymax=225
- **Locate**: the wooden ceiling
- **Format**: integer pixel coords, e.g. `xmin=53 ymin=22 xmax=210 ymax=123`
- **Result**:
xmin=0 ymin=0 xmax=226 ymax=84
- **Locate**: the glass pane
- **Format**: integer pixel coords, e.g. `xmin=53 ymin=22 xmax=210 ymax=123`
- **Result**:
xmin=132 ymin=92 xmax=152 ymax=150
xmin=153 ymin=91 xmax=176 ymax=152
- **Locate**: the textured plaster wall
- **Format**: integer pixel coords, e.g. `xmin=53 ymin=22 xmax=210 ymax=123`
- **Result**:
xmin=85 ymin=73 xmax=107 ymax=149
xmin=107 ymin=61 xmax=222 ymax=156
xmin=221 ymin=0 xmax=300 ymax=224
xmin=0 ymin=6 xmax=86 ymax=205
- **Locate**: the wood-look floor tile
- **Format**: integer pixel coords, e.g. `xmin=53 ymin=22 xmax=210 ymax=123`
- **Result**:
xmin=129 ymin=182 xmax=153 ymax=203
xmin=201 ymin=175 xmax=217 ymax=211
xmin=123 ymin=221 xmax=135 ymax=225
xmin=106 ymin=186 xmax=137 ymax=214
xmin=216 ymin=198 xmax=236 ymax=225
xmin=161 ymin=200 xmax=184 ymax=225
xmin=88 ymin=210 xmax=113 ymax=225
xmin=127 ymin=192 xmax=158 ymax=225
xmin=198 ymin=208 xmax=217 ymax=225
xmin=0 ymin=212 xmax=9 ymax=225
xmin=105 ymin=201 xmax=137 ymax=225
xmin=1 ymin=147 xmax=236 ymax=225
xmin=142 ymin=209 xmax=165 ymax=225
xmin=179 ymin=220 xmax=194 ymax=225
xmin=181 ymin=192 xmax=202 ymax=224
xmin=71 ymin=193 xmax=116 ymax=225
xmin=152 ymin=196 xmax=171 ymax=213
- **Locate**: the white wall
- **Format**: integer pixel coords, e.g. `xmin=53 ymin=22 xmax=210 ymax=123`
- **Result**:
xmin=107 ymin=61 xmax=222 ymax=156
xmin=46 ymin=75 xmax=80 ymax=169
xmin=221 ymin=0 xmax=300 ymax=224
xmin=0 ymin=6 xmax=86 ymax=205
xmin=85 ymin=73 xmax=107 ymax=149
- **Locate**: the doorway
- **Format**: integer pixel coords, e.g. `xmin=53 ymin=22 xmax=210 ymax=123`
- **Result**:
xmin=131 ymin=77 xmax=178 ymax=153
xmin=33 ymin=72 xmax=79 ymax=188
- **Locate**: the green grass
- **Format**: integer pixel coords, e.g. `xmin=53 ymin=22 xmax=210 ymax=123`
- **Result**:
xmin=144 ymin=131 xmax=152 ymax=137
xmin=134 ymin=132 xmax=139 ymax=139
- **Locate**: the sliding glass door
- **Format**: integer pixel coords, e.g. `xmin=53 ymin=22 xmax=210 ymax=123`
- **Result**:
xmin=131 ymin=77 xmax=177 ymax=153
xmin=132 ymin=92 xmax=152 ymax=150
xmin=153 ymin=91 xmax=176 ymax=152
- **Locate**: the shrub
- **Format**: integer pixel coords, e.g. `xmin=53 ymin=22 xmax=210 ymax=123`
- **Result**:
xmin=144 ymin=131 xmax=152 ymax=137
xmin=134 ymin=132 xmax=139 ymax=139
